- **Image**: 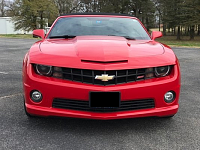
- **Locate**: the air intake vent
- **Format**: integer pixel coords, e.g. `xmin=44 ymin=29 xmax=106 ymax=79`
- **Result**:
xmin=81 ymin=60 xmax=128 ymax=64
xmin=52 ymin=98 xmax=155 ymax=112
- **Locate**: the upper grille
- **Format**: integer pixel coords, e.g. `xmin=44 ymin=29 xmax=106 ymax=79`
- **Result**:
xmin=52 ymin=98 xmax=155 ymax=112
xmin=53 ymin=67 xmax=154 ymax=86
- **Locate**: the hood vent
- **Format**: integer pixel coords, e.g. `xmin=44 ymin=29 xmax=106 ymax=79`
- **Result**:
xmin=81 ymin=60 xmax=128 ymax=64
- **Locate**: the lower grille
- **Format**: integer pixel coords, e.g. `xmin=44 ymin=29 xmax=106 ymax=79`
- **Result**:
xmin=52 ymin=98 xmax=155 ymax=112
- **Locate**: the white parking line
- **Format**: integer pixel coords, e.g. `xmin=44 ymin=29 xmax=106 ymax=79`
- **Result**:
xmin=0 ymin=71 xmax=22 ymax=75
xmin=0 ymin=72 xmax=8 ymax=75
xmin=9 ymin=71 xmax=22 ymax=74
xmin=0 ymin=93 xmax=23 ymax=99
xmin=7 ymin=48 xmax=17 ymax=50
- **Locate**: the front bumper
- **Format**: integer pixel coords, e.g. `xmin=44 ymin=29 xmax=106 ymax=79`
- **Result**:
xmin=26 ymin=104 xmax=178 ymax=120
xmin=23 ymin=65 xmax=180 ymax=120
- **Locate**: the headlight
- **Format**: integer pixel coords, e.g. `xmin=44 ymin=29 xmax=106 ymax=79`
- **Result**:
xmin=155 ymin=66 xmax=170 ymax=77
xmin=36 ymin=64 xmax=52 ymax=76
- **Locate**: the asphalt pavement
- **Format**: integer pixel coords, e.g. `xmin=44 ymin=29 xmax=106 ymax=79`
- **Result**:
xmin=0 ymin=38 xmax=200 ymax=150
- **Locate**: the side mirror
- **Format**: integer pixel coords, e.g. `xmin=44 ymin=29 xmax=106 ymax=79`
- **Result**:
xmin=33 ymin=29 xmax=45 ymax=39
xmin=151 ymin=31 xmax=163 ymax=40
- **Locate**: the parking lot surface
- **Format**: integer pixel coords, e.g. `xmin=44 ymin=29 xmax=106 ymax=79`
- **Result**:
xmin=0 ymin=38 xmax=200 ymax=150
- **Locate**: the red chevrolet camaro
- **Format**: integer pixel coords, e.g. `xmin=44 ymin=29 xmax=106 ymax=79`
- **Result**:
xmin=23 ymin=13 xmax=181 ymax=120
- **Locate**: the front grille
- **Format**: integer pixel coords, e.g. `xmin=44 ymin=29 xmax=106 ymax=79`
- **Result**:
xmin=52 ymin=98 xmax=155 ymax=112
xmin=53 ymin=67 xmax=154 ymax=86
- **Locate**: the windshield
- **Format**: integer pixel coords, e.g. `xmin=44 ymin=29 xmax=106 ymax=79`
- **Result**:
xmin=48 ymin=17 xmax=150 ymax=40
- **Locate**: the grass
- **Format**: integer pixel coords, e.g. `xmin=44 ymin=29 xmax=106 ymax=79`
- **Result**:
xmin=0 ymin=34 xmax=200 ymax=48
xmin=0 ymin=34 xmax=34 ymax=39
xmin=156 ymin=36 xmax=200 ymax=48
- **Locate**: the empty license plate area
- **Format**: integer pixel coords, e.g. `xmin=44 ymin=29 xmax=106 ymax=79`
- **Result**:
xmin=90 ymin=92 xmax=120 ymax=108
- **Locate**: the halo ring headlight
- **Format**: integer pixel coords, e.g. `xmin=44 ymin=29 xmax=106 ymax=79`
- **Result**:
xmin=155 ymin=66 xmax=170 ymax=77
xmin=36 ymin=64 xmax=52 ymax=76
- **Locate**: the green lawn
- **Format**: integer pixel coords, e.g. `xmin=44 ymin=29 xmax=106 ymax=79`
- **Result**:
xmin=0 ymin=34 xmax=200 ymax=48
xmin=0 ymin=34 xmax=34 ymax=39
xmin=156 ymin=36 xmax=200 ymax=48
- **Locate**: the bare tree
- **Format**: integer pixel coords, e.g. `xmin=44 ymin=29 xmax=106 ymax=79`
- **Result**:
xmin=0 ymin=0 xmax=14 ymax=17
xmin=54 ymin=0 xmax=82 ymax=15
xmin=0 ymin=0 xmax=6 ymax=16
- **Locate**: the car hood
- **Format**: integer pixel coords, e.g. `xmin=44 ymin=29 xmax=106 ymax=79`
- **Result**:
xmin=30 ymin=36 xmax=176 ymax=70
xmin=39 ymin=36 xmax=164 ymax=61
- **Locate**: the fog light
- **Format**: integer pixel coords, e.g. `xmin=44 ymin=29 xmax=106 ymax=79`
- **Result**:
xmin=30 ymin=90 xmax=42 ymax=102
xmin=164 ymin=91 xmax=175 ymax=103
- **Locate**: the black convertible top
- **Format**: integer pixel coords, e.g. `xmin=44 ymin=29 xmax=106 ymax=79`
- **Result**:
xmin=61 ymin=13 xmax=134 ymax=17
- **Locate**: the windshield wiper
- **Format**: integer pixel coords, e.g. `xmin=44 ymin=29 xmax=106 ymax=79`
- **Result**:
xmin=49 ymin=35 xmax=76 ymax=39
xmin=107 ymin=35 xmax=135 ymax=40
xmin=123 ymin=36 xmax=136 ymax=40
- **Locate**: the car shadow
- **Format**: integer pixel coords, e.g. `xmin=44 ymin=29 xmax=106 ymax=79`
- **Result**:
xmin=23 ymin=115 xmax=176 ymax=135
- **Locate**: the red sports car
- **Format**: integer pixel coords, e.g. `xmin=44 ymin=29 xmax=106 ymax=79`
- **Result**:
xmin=23 ymin=13 xmax=181 ymax=120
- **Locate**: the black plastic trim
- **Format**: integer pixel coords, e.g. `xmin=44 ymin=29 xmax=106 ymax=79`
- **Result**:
xmin=60 ymin=13 xmax=134 ymax=17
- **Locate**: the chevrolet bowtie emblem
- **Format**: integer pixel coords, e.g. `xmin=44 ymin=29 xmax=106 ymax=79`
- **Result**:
xmin=95 ymin=74 xmax=115 ymax=82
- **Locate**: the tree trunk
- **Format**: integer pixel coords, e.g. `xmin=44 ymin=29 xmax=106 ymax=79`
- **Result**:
xmin=173 ymin=27 xmax=176 ymax=35
xmin=187 ymin=27 xmax=190 ymax=36
xmin=0 ymin=0 xmax=5 ymax=17
xmin=198 ymin=25 xmax=200 ymax=36
xmin=40 ymin=12 xmax=43 ymax=29
xmin=177 ymin=26 xmax=181 ymax=40
xmin=158 ymin=15 xmax=161 ymax=31
xmin=134 ymin=2 xmax=138 ymax=17
xmin=33 ymin=16 xmax=37 ymax=30
xmin=181 ymin=26 xmax=183 ymax=35
xmin=93 ymin=0 xmax=96 ymax=12
xmin=146 ymin=17 xmax=149 ymax=32
xmin=184 ymin=27 xmax=187 ymax=35
xmin=163 ymin=24 xmax=166 ymax=36
xmin=168 ymin=27 xmax=170 ymax=33
xmin=190 ymin=25 xmax=195 ymax=40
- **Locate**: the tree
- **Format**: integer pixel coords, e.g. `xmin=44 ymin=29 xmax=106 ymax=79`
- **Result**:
xmin=7 ymin=0 xmax=200 ymax=39
xmin=154 ymin=0 xmax=200 ymax=39
xmin=0 ymin=0 xmax=12 ymax=16
xmin=181 ymin=0 xmax=200 ymax=39
xmin=0 ymin=0 xmax=6 ymax=16
xmin=140 ymin=0 xmax=156 ymax=31
xmin=54 ymin=0 xmax=82 ymax=14
xmin=11 ymin=0 xmax=58 ymax=31
xmin=29 ymin=0 xmax=59 ymax=28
